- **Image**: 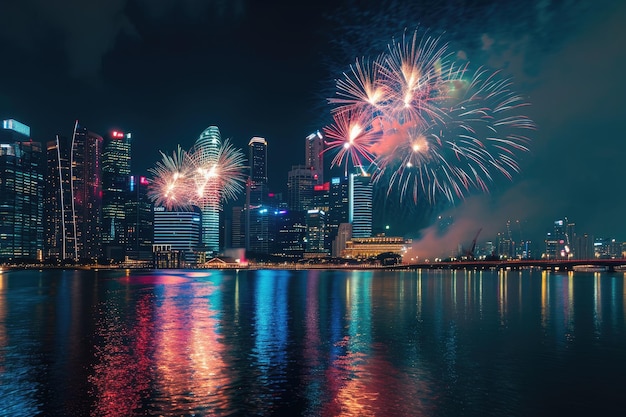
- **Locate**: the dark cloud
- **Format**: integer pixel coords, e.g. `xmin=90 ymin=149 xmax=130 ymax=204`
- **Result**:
xmin=0 ymin=0 xmax=247 ymax=78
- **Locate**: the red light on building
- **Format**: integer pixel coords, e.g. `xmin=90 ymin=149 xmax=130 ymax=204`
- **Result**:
xmin=314 ymin=182 xmax=330 ymax=191
xmin=111 ymin=131 xmax=124 ymax=138
xmin=140 ymin=176 xmax=149 ymax=185
xmin=268 ymin=193 xmax=275 ymax=198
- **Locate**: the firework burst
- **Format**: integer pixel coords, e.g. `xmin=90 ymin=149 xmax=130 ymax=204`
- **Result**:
xmin=325 ymin=27 xmax=535 ymax=203
xmin=148 ymin=139 xmax=247 ymax=210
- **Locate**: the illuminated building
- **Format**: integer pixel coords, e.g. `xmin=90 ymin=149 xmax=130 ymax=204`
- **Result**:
xmin=102 ymin=130 xmax=132 ymax=259
xmin=272 ymin=209 xmax=306 ymax=259
xmin=349 ymin=171 xmax=373 ymax=238
xmin=71 ymin=123 xmax=103 ymax=261
xmin=194 ymin=126 xmax=221 ymax=255
xmin=247 ymin=137 xmax=268 ymax=204
xmin=246 ymin=137 xmax=268 ymax=251
xmin=44 ymin=135 xmax=72 ymax=260
xmin=305 ymin=209 xmax=327 ymax=257
xmin=341 ymin=236 xmax=410 ymax=260
xmin=0 ymin=119 xmax=44 ymax=262
xmin=328 ymin=176 xmax=349 ymax=251
xmin=287 ymin=164 xmax=316 ymax=211
xmin=124 ymin=175 xmax=153 ymax=261
xmin=305 ymin=130 xmax=324 ymax=184
xmin=545 ymin=219 xmax=571 ymax=260
xmin=153 ymin=206 xmax=201 ymax=264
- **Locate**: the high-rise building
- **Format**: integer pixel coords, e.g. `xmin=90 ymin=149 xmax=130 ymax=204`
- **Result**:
xmin=0 ymin=119 xmax=44 ymax=262
xmin=349 ymin=171 xmax=373 ymax=238
xmin=287 ymin=164 xmax=316 ymax=211
xmin=102 ymin=130 xmax=132 ymax=256
xmin=273 ymin=209 xmax=306 ymax=259
xmin=194 ymin=126 xmax=222 ymax=254
xmin=124 ymin=175 xmax=153 ymax=261
xmin=245 ymin=137 xmax=268 ymax=251
xmin=305 ymin=130 xmax=324 ymax=184
xmin=328 ymin=176 xmax=350 ymax=249
xmin=153 ymin=206 xmax=202 ymax=264
xmin=71 ymin=123 xmax=103 ymax=261
xmin=305 ymin=209 xmax=327 ymax=257
xmin=44 ymin=121 xmax=102 ymax=262
xmin=44 ymin=135 xmax=72 ymax=260
xmin=231 ymin=206 xmax=244 ymax=248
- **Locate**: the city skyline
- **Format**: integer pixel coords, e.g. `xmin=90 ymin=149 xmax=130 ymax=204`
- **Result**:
xmin=1 ymin=0 xmax=625 ymax=242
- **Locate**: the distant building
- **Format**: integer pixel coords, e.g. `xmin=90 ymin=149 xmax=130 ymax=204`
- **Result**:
xmin=332 ymin=223 xmax=352 ymax=258
xmin=124 ymin=175 xmax=153 ymax=261
xmin=273 ymin=209 xmax=306 ymax=259
xmin=44 ymin=121 xmax=102 ymax=262
xmin=0 ymin=119 xmax=44 ymax=262
xmin=328 ymin=176 xmax=350 ymax=251
xmin=102 ymin=130 xmax=132 ymax=258
xmin=153 ymin=206 xmax=202 ymax=265
xmin=341 ymin=236 xmax=410 ymax=260
xmin=71 ymin=123 xmax=103 ymax=261
xmin=44 ymin=135 xmax=72 ymax=260
xmin=231 ymin=206 xmax=244 ymax=248
xmin=194 ymin=126 xmax=221 ymax=255
xmin=248 ymin=136 xmax=268 ymax=203
xmin=287 ymin=165 xmax=316 ymax=211
xmin=305 ymin=209 xmax=327 ymax=257
xmin=349 ymin=171 xmax=373 ymax=238
xmin=545 ymin=219 xmax=571 ymax=260
xmin=305 ymin=130 xmax=324 ymax=184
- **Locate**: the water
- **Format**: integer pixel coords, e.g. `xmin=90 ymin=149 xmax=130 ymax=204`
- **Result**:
xmin=0 ymin=268 xmax=624 ymax=416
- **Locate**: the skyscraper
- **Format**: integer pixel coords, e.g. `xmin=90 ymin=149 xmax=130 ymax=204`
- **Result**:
xmin=0 ymin=119 xmax=44 ymax=262
xmin=305 ymin=209 xmax=327 ymax=257
xmin=44 ymin=135 xmax=73 ymax=260
xmin=328 ymin=176 xmax=350 ymax=248
xmin=124 ymin=175 xmax=153 ymax=261
xmin=102 ymin=130 xmax=132 ymax=258
xmin=287 ymin=165 xmax=316 ymax=211
xmin=71 ymin=123 xmax=103 ymax=261
xmin=349 ymin=171 xmax=373 ymax=238
xmin=305 ymin=130 xmax=324 ymax=184
xmin=247 ymin=137 xmax=268 ymax=203
xmin=194 ymin=126 xmax=222 ymax=254
xmin=245 ymin=137 xmax=268 ymax=251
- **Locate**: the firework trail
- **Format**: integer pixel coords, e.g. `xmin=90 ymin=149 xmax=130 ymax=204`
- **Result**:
xmin=324 ymin=27 xmax=535 ymax=203
xmin=148 ymin=139 xmax=247 ymax=210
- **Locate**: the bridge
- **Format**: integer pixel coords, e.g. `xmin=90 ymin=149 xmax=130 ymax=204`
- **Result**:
xmin=388 ymin=258 xmax=626 ymax=272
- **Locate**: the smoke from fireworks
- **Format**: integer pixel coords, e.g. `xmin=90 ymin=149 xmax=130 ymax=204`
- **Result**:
xmin=324 ymin=27 xmax=535 ymax=203
xmin=148 ymin=138 xmax=247 ymax=210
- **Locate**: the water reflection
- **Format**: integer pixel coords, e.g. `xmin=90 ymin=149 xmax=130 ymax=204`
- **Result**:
xmin=0 ymin=268 xmax=625 ymax=415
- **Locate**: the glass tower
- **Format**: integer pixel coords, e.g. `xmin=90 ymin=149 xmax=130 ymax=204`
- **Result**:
xmin=102 ymin=130 xmax=132 ymax=253
xmin=0 ymin=119 xmax=44 ymax=262
xmin=194 ymin=126 xmax=221 ymax=255
xmin=305 ymin=130 xmax=324 ymax=184
xmin=44 ymin=135 xmax=73 ymax=260
xmin=349 ymin=171 xmax=373 ymax=238
xmin=71 ymin=123 xmax=103 ymax=261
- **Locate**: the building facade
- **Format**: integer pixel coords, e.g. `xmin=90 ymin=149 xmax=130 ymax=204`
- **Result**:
xmin=0 ymin=120 xmax=44 ymax=262
xmin=193 ymin=126 xmax=222 ymax=254
xmin=153 ymin=206 xmax=202 ymax=264
xmin=305 ymin=130 xmax=324 ymax=184
xmin=71 ymin=123 xmax=103 ymax=261
xmin=349 ymin=172 xmax=373 ymax=238
xmin=102 ymin=130 xmax=132 ymax=258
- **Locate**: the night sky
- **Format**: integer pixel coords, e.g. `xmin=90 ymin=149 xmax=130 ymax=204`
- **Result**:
xmin=1 ymin=0 xmax=625 ymax=249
